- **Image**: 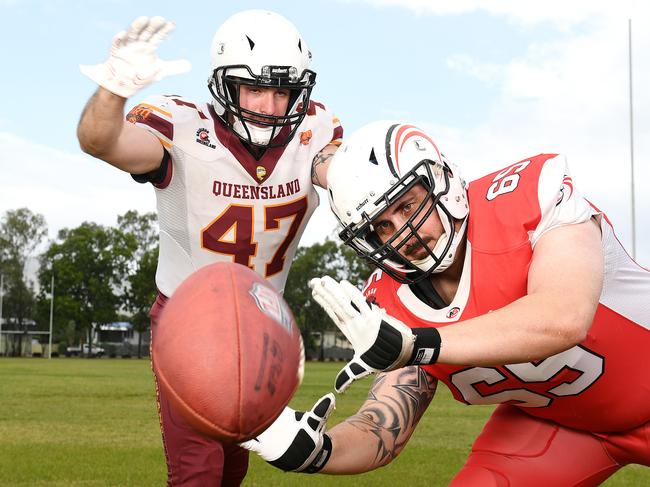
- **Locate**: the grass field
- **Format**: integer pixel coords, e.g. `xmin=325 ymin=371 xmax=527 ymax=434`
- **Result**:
xmin=0 ymin=358 xmax=647 ymax=486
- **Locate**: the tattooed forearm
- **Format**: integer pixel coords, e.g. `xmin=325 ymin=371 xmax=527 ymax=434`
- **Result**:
xmin=311 ymin=148 xmax=335 ymax=187
xmin=344 ymin=367 xmax=437 ymax=466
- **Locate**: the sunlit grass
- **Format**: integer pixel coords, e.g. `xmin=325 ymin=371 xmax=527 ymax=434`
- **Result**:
xmin=0 ymin=358 xmax=646 ymax=486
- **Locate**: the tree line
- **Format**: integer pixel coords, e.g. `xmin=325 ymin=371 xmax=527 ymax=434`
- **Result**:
xmin=0 ymin=208 xmax=372 ymax=358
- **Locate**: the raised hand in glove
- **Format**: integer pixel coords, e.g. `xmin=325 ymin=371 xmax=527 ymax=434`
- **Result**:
xmin=240 ymin=393 xmax=335 ymax=473
xmin=310 ymin=276 xmax=441 ymax=392
xmin=80 ymin=16 xmax=191 ymax=98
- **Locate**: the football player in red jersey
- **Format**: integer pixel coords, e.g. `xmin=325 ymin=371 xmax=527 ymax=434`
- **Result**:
xmin=242 ymin=121 xmax=650 ymax=485
xmin=77 ymin=11 xmax=342 ymax=487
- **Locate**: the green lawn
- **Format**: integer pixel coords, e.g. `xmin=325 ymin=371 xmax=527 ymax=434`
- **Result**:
xmin=0 ymin=358 xmax=647 ymax=486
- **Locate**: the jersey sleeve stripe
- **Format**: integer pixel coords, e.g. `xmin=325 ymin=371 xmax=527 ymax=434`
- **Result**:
xmin=135 ymin=113 xmax=173 ymax=144
xmin=140 ymin=103 xmax=172 ymax=118
xmin=332 ymin=125 xmax=344 ymax=143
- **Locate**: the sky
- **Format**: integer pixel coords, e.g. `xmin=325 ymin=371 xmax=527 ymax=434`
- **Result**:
xmin=1 ymin=0 xmax=648 ymax=265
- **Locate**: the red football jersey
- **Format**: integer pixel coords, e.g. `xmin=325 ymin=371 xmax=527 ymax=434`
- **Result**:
xmin=364 ymin=154 xmax=650 ymax=433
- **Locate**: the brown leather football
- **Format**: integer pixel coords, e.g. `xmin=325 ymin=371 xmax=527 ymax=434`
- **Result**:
xmin=153 ymin=262 xmax=304 ymax=442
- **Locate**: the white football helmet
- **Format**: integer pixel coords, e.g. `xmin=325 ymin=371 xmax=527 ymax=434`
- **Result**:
xmin=208 ymin=10 xmax=316 ymax=149
xmin=327 ymin=121 xmax=469 ymax=283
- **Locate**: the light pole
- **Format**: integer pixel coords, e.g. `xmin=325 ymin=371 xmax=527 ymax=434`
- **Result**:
xmin=0 ymin=273 xmax=4 ymax=356
xmin=48 ymin=270 xmax=54 ymax=359
xmin=628 ymin=19 xmax=636 ymax=259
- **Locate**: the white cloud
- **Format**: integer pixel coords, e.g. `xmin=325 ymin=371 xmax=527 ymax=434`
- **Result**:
xmin=447 ymin=55 xmax=502 ymax=85
xmin=0 ymin=132 xmax=156 ymax=242
xmin=417 ymin=13 xmax=650 ymax=263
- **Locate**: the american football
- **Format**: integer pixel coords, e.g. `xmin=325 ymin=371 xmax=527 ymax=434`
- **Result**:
xmin=152 ymin=262 xmax=304 ymax=443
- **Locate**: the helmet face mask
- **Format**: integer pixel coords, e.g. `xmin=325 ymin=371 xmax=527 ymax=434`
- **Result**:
xmin=327 ymin=121 xmax=469 ymax=285
xmin=208 ymin=10 xmax=316 ymax=149
xmin=208 ymin=65 xmax=316 ymax=148
xmin=339 ymin=160 xmax=458 ymax=284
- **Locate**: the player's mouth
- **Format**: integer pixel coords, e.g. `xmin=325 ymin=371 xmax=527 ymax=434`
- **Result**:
xmin=403 ymin=238 xmax=433 ymax=259
xmin=249 ymin=117 xmax=272 ymax=127
xmin=247 ymin=113 xmax=289 ymax=127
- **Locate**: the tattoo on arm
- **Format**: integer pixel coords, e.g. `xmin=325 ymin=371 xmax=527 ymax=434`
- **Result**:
xmin=345 ymin=366 xmax=437 ymax=466
xmin=311 ymin=149 xmax=335 ymax=186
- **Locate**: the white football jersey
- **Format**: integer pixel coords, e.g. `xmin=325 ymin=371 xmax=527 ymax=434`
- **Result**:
xmin=126 ymin=95 xmax=343 ymax=296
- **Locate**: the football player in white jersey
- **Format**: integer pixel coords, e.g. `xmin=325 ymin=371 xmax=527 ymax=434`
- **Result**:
xmin=77 ymin=11 xmax=342 ymax=486
xmin=241 ymin=121 xmax=650 ymax=485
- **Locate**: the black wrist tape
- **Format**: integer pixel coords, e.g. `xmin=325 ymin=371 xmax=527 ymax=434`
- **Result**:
xmin=409 ymin=328 xmax=442 ymax=365
xmin=303 ymin=434 xmax=332 ymax=473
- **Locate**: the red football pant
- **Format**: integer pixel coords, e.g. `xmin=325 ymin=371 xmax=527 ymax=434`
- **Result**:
xmin=451 ymin=404 xmax=650 ymax=486
xmin=150 ymin=292 xmax=249 ymax=487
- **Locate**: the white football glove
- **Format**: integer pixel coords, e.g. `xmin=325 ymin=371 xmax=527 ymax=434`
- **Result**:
xmin=240 ymin=393 xmax=335 ymax=473
xmin=310 ymin=276 xmax=418 ymax=393
xmin=80 ymin=16 xmax=191 ymax=98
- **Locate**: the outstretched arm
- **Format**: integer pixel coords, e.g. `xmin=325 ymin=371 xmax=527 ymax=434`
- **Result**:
xmin=242 ymin=367 xmax=436 ymax=475
xmin=77 ymin=87 xmax=163 ymax=174
xmin=323 ymin=366 xmax=437 ymax=474
xmin=437 ymin=217 xmax=603 ymax=365
xmin=77 ymin=16 xmax=190 ymax=174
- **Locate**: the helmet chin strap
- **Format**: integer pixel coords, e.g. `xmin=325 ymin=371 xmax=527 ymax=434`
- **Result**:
xmin=232 ymin=119 xmax=274 ymax=145
xmin=411 ymin=217 xmax=468 ymax=274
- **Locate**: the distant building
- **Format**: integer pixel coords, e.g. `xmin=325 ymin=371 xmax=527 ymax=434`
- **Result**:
xmin=0 ymin=317 xmax=48 ymax=357
xmin=98 ymin=321 xmax=133 ymax=343
xmin=307 ymin=330 xmax=353 ymax=361
xmin=97 ymin=321 xmax=150 ymax=357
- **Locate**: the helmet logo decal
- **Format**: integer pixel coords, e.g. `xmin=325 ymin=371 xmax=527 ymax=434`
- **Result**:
xmin=246 ymin=35 xmax=255 ymax=50
xmin=394 ymin=125 xmax=441 ymax=175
